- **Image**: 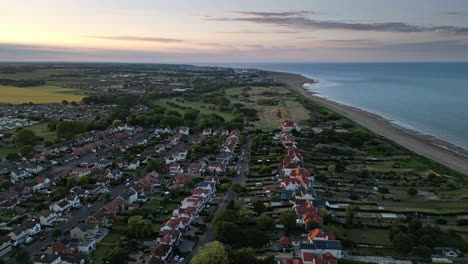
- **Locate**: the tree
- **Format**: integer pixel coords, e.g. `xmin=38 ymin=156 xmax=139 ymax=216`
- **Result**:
xmin=191 ymin=241 xmax=229 ymax=264
xmin=345 ymin=205 xmax=355 ymax=226
xmin=378 ymin=187 xmax=389 ymax=195
xmin=52 ymin=228 xmax=62 ymax=237
xmin=47 ymin=119 xmax=60 ymax=131
xmin=5 ymin=153 xmax=19 ymax=161
xmin=253 ymin=200 xmax=266 ymax=214
xmin=215 ymin=221 xmax=243 ymax=247
xmin=392 ymin=233 xmax=412 ymax=255
xmin=409 ymin=219 xmax=422 ymax=233
xmin=128 ymin=215 xmax=143 ymax=233
xmin=16 ymin=250 xmax=30 ymax=264
xmin=408 ymin=187 xmax=418 ymax=197
xmin=306 ymin=221 xmax=321 ymax=231
xmin=414 ymin=246 xmax=432 ymax=258
xmin=62 ymin=99 xmax=69 ymax=105
xmin=212 ymin=210 xmax=237 ymax=228
xmin=231 ymin=183 xmax=244 ymax=193
xmin=257 ymin=214 xmax=274 ymax=231
xmin=15 ymin=129 xmax=37 ymax=147
xmin=230 ymin=247 xmax=258 ymax=264
xmin=20 ymin=145 xmax=33 ymax=156
xmin=245 ymin=229 xmax=268 ymax=248
xmin=227 ymin=200 xmax=236 ymax=210
xmin=77 ymin=176 xmax=89 ymax=185
xmin=146 ymin=160 xmax=160 ymax=172
xmin=135 ymin=219 xmax=152 ymax=238
xmin=279 ymin=212 xmax=296 ymax=232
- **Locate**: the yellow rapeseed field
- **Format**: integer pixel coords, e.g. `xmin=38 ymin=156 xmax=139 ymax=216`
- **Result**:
xmin=0 ymin=85 xmax=84 ymax=104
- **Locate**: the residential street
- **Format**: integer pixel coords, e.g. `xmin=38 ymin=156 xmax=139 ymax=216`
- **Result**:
xmin=6 ymin=181 xmax=127 ymax=264
xmin=189 ymin=135 xmax=252 ymax=259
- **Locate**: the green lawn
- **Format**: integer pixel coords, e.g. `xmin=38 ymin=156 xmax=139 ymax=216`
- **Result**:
xmin=153 ymin=98 xmax=236 ymax=121
xmin=346 ymin=228 xmax=392 ymax=246
xmin=100 ymin=232 xmax=124 ymax=244
xmin=92 ymin=245 xmax=112 ymax=260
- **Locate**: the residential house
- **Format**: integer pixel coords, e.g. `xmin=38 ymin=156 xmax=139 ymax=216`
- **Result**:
xmin=154 ymin=144 xmax=166 ymax=153
xmin=169 ymin=163 xmax=183 ymax=175
xmin=33 ymin=253 xmax=61 ymax=264
xmin=70 ymin=223 xmax=99 ymax=240
xmin=179 ymin=127 xmax=190 ymax=135
xmin=10 ymin=169 xmax=30 ymax=182
xmin=8 ymin=226 xmax=30 ymax=246
xmin=0 ymin=237 xmax=12 ymax=257
xmin=39 ymin=210 xmax=57 ymax=226
xmin=175 ymin=174 xmax=192 ymax=187
xmin=134 ymin=171 xmax=160 ymax=193
xmin=106 ymin=168 xmax=122 ymax=181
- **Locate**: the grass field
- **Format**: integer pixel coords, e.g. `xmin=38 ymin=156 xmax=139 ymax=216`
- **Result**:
xmin=0 ymin=122 xmax=59 ymax=158
xmin=154 ymin=98 xmax=236 ymax=121
xmin=346 ymin=228 xmax=392 ymax=246
xmin=0 ymin=85 xmax=84 ymax=104
xmin=226 ymin=86 xmax=309 ymax=127
xmin=92 ymin=245 xmax=112 ymax=260
xmin=100 ymin=232 xmax=124 ymax=244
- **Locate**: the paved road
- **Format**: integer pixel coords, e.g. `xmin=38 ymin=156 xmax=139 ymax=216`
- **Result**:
xmin=190 ymin=135 xmax=252 ymax=258
xmin=6 ymin=181 xmax=128 ymax=264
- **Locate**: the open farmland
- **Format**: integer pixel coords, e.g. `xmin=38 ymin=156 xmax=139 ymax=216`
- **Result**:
xmin=0 ymin=85 xmax=84 ymax=104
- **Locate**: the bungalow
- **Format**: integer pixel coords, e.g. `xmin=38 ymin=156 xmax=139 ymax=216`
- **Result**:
xmin=99 ymin=200 xmax=125 ymax=219
xmin=33 ymin=253 xmax=61 ymax=264
xmin=8 ymin=226 xmax=30 ymax=246
xmin=281 ymin=120 xmax=301 ymax=132
xmin=175 ymin=173 xmax=192 ymax=187
xmin=0 ymin=237 xmax=12 ymax=257
xmin=95 ymin=159 xmax=111 ymax=168
xmin=71 ymin=167 xmax=91 ymax=178
xmin=86 ymin=212 xmax=108 ymax=227
xmin=179 ymin=127 xmax=190 ymax=135
xmin=49 ymin=200 xmax=72 ymax=216
xmin=106 ymin=168 xmax=122 ymax=181
xmin=34 ymin=177 xmax=51 ymax=192
xmin=127 ymin=159 xmax=140 ymax=170
xmin=151 ymin=243 xmax=172 ymax=262
xmin=39 ymin=210 xmax=57 ymax=226
xmin=154 ymin=144 xmax=166 ymax=153
xmin=70 ymin=223 xmax=99 ymax=240
xmin=26 ymin=221 xmax=42 ymax=236
xmin=202 ymin=128 xmax=212 ymax=136
xmin=78 ymin=239 xmax=96 ymax=254
xmin=135 ymin=171 xmax=160 ymax=193
xmin=169 ymin=163 xmax=183 ymax=175
xmin=173 ymin=150 xmax=188 ymax=161
xmin=30 ymin=153 xmax=46 ymax=163
xmin=10 ymin=169 xmax=30 ymax=182
xmin=207 ymin=163 xmax=226 ymax=174
xmin=187 ymin=163 xmax=201 ymax=174
xmin=116 ymin=189 xmax=138 ymax=205
xmin=300 ymin=241 xmax=343 ymax=259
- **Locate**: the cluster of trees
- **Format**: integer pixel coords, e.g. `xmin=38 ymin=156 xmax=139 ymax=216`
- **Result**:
xmin=0 ymin=78 xmax=45 ymax=87
xmin=212 ymin=208 xmax=268 ymax=249
xmin=390 ymin=218 xmax=468 ymax=257
xmin=190 ymin=138 xmax=221 ymax=160
xmin=192 ymin=241 xmax=276 ymax=264
xmin=127 ymin=215 xmax=153 ymax=239
xmin=15 ymin=128 xmax=44 ymax=156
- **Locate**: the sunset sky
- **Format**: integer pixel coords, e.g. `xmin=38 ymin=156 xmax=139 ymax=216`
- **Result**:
xmin=1 ymin=0 xmax=468 ymax=62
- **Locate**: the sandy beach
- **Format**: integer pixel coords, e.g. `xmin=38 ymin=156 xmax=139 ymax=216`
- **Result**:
xmin=272 ymin=71 xmax=468 ymax=175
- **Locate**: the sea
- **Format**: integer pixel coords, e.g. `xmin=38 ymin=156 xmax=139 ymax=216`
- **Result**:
xmin=196 ymin=62 xmax=468 ymax=152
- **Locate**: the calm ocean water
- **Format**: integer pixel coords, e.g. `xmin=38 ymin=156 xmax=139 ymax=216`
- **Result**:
xmin=197 ymin=62 xmax=468 ymax=151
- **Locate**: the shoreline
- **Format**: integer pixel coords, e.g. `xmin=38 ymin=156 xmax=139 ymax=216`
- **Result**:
xmin=271 ymin=71 xmax=468 ymax=175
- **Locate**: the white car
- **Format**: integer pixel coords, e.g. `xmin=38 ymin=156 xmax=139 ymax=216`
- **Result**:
xmin=174 ymin=255 xmax=179 ymax=262
xmin=179 ymin=257 xmax=185 ymax=263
